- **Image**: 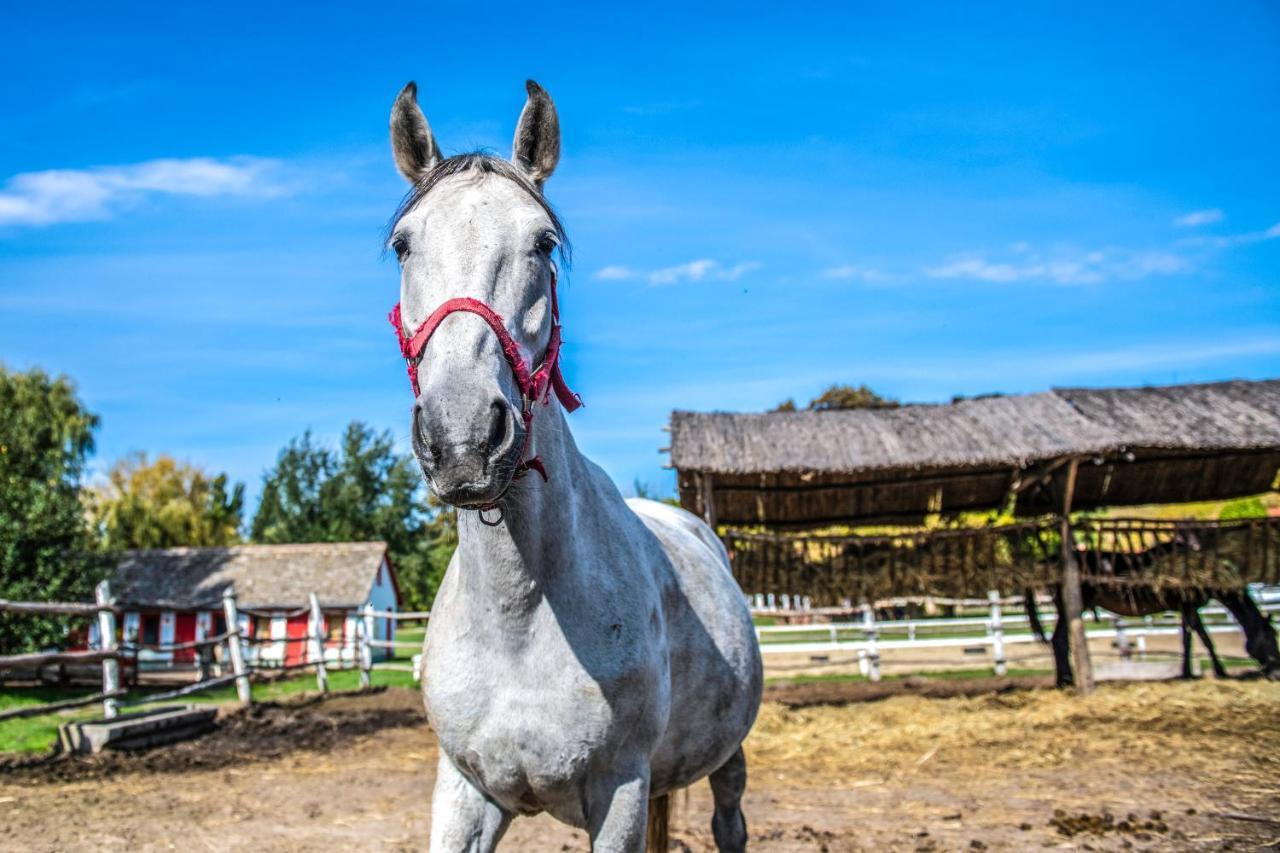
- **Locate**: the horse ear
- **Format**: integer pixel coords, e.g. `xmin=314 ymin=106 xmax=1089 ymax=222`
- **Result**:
xmin=512 ymin=80 xmax=559 ymax=188
xmin=390 ymin=81 xmax=440 ymax=184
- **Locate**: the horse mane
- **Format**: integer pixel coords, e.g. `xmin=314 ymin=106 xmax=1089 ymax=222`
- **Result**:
xmin=385 ymin=152 xmax=572 ymax=266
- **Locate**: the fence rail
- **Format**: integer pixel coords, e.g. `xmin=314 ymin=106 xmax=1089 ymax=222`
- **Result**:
xmin=0 ymin=586 xmax=427 ymax=722
xmin=755 ymin=591 xmax=1279 ymax=681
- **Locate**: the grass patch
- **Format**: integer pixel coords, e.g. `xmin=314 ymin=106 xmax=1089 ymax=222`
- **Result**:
xmin=0 ymin=665 xmax=419 ymax=756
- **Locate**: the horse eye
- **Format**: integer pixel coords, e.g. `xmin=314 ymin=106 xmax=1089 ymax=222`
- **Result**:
xmin=391 ymin=236 xmax=410 ymax=261
xmin=535 ymin=234 xmax=557 ymax=256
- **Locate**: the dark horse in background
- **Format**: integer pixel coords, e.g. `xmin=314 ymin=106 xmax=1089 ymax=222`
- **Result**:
xmin=1025 ymin=535 xmax=1280 ymax=687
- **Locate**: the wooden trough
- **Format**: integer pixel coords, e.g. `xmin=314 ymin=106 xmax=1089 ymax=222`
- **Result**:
xmin=57 ymin=704 xmax=217 ymax=755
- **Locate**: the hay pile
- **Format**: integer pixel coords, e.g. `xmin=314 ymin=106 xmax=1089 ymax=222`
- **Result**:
xmin=745 ymin=679 xmax=1280 ymax=789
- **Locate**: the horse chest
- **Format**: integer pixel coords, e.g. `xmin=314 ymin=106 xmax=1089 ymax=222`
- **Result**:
xmin=425 ymin=615 xmax=662 ymax=816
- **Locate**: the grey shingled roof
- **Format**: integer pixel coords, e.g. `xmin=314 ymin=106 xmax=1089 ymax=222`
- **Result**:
xmin=112 ymin=542 xmax=389 ymax=610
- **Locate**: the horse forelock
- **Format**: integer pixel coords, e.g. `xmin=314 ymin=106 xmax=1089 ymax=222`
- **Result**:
xmin=385 ymin=152 xmax=572 ymax=266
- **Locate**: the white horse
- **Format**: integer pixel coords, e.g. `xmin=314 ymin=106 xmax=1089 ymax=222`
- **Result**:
xmin=385 ymin=79 xmax=762 ymax=851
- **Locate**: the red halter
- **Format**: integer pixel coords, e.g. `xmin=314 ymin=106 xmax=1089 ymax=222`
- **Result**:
xmin=388 ymin=270 xmax=582 ymax=487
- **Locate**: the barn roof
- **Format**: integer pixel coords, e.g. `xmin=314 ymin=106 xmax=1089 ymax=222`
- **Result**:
xmin=1054 ymin=379 xmax=1280 ymax=452
xmin=670 ymin=378 xmax=1280 ymax=526
xmin=111 ymin=542 xmax=391 ymax=611
xmin=669 ymin=392 xmax=1121 ymax=476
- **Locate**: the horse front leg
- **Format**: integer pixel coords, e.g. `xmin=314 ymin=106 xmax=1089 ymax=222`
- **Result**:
xmin=587 ymin=769 xmax=650 ymax=853
xmin=429 ymin=753 xmax=511 ymax=853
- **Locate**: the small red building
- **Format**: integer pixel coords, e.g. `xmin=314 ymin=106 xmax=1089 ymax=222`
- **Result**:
xmin=107 ymin=542 xmax=401 ymax=670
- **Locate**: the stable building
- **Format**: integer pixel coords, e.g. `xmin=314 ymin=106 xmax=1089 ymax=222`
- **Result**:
xmin=108 ymin=542 xmax=400 ymax=670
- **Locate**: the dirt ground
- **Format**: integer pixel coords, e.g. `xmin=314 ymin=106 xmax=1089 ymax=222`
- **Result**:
xmin=2 ymin=678 xmax=1278 ymax=852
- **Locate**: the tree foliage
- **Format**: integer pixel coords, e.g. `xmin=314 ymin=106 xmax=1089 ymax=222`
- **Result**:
xmin=250 ymin=423 xmax=454 ymax=610
xmin=89 ymin=453 xmax=244 ymax=549
xmin=773 ymin=383 xmax=899 ymax=412
xmin=0 ymin=366 xmax=106 ymax=652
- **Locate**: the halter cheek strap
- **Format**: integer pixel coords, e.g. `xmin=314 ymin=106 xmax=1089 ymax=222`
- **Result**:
xmin=388 ymin=270 xmax=582 ymax=491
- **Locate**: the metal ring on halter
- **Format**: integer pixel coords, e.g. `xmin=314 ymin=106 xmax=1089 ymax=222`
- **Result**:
xmin=477 ymin=505 xmax=505 ymax=527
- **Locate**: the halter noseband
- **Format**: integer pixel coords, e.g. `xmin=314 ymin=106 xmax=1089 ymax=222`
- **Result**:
xmin=388 ymin=269 xmax=582 ymax=501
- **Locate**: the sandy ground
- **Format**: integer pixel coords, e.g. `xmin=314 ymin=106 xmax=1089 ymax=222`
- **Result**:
xmin=1 ymin=677 xmax=1278 ymax=852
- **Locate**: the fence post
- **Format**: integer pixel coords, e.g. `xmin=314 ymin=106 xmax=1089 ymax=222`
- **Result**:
xmin=308 ymin=593 xmax=328 ymax=694
xmin=988 ymin=590 xmax=1007 ymax=676
xmin=362 ymin=602 xmax=376 ymax=673
xmin=221 ymin=586 xmax=252 ymax=706
xmin=355 ymin=617 xmax=371 ymax=690
xmin=861 ymin=602 xmax=881 ymax=682
xmin=1114 ymin=617 xmax=1131 ymax=660
xmin=95 ymin=581 xmax=119 ymax=719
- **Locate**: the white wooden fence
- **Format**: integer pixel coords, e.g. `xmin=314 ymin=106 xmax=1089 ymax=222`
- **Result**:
xmin=754 ymin=590 xmax=1280 ymax=682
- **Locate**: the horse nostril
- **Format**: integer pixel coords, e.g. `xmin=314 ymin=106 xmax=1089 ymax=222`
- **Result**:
xmin=485 ymin=400 xmax=509 ymax=456
xmin=429 ymin=444 xmax=443 ymax=464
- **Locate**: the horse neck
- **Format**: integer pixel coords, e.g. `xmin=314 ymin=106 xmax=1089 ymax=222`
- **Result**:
xmin=452 ymin=402 xmax=593 ymax=610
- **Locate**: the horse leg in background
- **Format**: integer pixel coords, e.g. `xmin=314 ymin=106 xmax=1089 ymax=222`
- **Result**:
xmin=1186 ymin=605 xmax=1227 ymax=678
xmin=709 ymin=747 xmax=749 ymax=852
xmin=1177 ymin=607 xmax=1198 ymax=681
xmin=1049 ymin=590 xmax=1074 ymax=688
xmin=429 ymin=754 xmax=511 ymax=852
xmin=1218 ymin=590 xmax=1280 ymax=679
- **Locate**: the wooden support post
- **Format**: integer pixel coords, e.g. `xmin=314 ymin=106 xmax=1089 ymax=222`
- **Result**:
xmin=988 ymin=590 xmax=1007 ymax=676
xmin=221 ymin=587 xmax=252 ymax=706
xmin=95 ymin=581 xmax=119 ymax=720
xmin=308 ymin=593 xmax=328 ymax=694
xmin=1059 ymin=458 xmax=1095 ymax=694
xmin=861 ymin=602 xmax=881 ymax=682
xmin=697 ymin=472 xmax=717 ymax=529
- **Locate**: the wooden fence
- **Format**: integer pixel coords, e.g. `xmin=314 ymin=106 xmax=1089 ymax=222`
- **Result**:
xmin=0 ymin=585 xmax=431 ymax=722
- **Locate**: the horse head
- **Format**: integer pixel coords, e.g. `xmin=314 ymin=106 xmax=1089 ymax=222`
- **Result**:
xmin=386 ymin=81 xmax=571 ymax=509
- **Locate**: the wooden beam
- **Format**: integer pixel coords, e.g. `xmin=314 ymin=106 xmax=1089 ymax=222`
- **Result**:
xmin=698 ymin=472 xmax=718 ymax=529
xmin=1058 ymin=458 xmax=1095 ymax=694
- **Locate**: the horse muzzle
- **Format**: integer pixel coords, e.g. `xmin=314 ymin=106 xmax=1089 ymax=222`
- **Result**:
xmin=413 ymin=396 xmax=524 ymax=508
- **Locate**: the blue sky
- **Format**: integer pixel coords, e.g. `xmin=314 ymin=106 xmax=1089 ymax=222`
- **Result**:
xmin=2 ymin=2 xmax=1278 ymax=506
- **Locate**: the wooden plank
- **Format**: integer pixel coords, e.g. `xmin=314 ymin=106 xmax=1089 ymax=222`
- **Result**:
xmin=0 ymin=649 xmax=123 ymax=670
xmin=0 ymin=599 xmax=119 ymax=616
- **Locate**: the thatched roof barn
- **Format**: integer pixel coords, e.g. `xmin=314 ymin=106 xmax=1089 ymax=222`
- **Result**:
xmin=670 ymin=379 xmax=1280 ymax=527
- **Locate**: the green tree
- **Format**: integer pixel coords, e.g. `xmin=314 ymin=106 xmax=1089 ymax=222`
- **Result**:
xmin=251 ymin=423 xmax=454 ymax=610
xmin=89 ymin=453 xmax=244 ymax=549
xmin=772 ymin=384 xmax=898 ymax=412
xmin=0 ymin=366 xmax=106 ymax=652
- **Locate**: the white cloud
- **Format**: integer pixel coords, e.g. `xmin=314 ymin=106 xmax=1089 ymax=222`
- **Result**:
xmin=1191 ymin=221 xmax=1280 ymax=248
xmin=1174 ymin=208 xmax=1224 ymax=227
xmin=592 ymin=265 xmax=637 ymax=281
xmin=0 ymin=157 xmax=288 ymax=227
xmin=924 ymin=246 xmax=1190 ymax=285
xmin=593 ymin=259 xmax=761 ymax=286
xmin=648 ymin=259 xmax=761 ymax=285
xmin=820 ymin=264 xmax=888 ymax=282
xmin=649 ymin=259 xmax=719 ymax=285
